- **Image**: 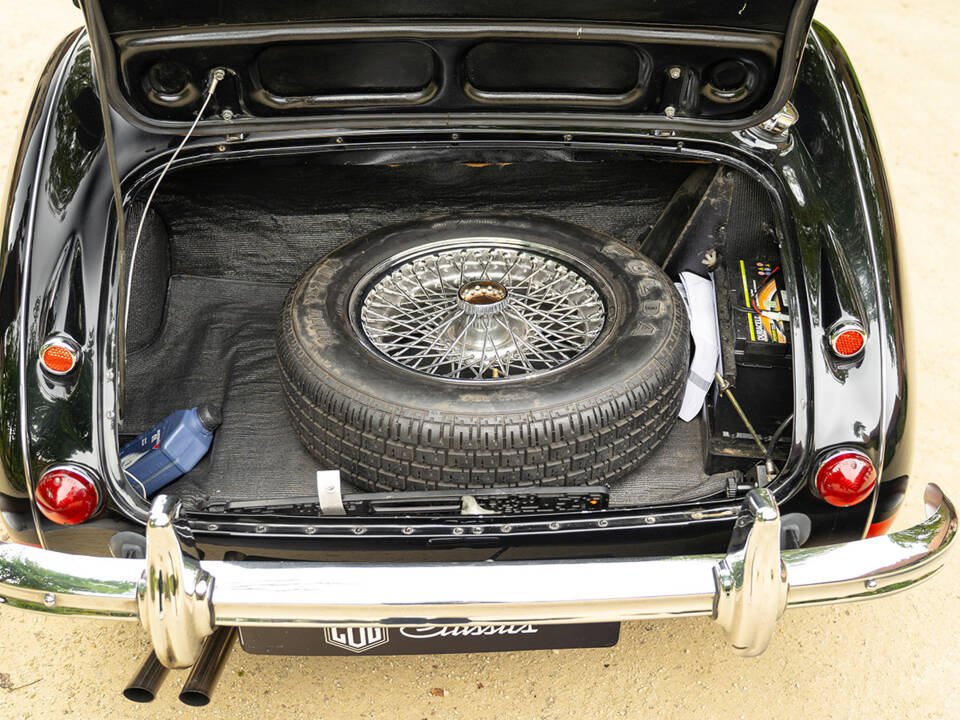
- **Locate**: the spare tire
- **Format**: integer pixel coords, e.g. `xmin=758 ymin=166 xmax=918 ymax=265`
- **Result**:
xmin=277 ymin=215 xmax=688 ymax=491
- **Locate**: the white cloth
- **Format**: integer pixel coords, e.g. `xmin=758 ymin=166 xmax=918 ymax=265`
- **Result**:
xmin=675 ymin=272 xmax=722 ymax=422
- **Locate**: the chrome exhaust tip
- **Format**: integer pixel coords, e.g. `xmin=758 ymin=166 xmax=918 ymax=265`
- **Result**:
xmin=123 ymin=650 xmax=169 ymax=703
xmin=178 ymin=627 xmax=238 ymax=706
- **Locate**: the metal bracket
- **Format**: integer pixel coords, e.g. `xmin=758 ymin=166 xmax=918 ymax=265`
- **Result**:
xmin=713 ymin=488 xmax=789 ymax=656
xmin=460 ymin=495 xmax=499 ymax=515
xmin=316 ymin=470 xmax=346 ymax=516
xmin=137 ymin=495 xmax=215 ymax=668
xmin=748 ymin=101 xmax=799 ymax=144
xmin=761 ymin=101 xmax=799 ymax=135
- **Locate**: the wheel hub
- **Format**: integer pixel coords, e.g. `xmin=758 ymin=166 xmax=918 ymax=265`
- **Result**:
xmin=457 ymin=280 xmax=508 ymax=315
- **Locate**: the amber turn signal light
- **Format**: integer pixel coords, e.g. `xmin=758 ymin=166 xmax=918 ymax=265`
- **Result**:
xmin=39 ymin=336 xmax=79 ymax=375
xmin=829 ymin=324 xmax=865 ymax=359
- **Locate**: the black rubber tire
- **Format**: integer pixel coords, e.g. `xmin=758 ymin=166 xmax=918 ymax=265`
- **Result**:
xmin=276 ymin=215 xmax=689 ymax=491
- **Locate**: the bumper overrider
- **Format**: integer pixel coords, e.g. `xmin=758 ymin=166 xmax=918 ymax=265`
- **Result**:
xmin=0 ymin=485 xmax=954 ymax=664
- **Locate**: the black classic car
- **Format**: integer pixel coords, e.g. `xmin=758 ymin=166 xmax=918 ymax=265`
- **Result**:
xmin=0 ymin=0 xmax=955 ymax=706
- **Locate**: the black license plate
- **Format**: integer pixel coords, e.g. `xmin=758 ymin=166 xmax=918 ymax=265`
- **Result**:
xmin=239 ymin=623 xmax=620 ymax=656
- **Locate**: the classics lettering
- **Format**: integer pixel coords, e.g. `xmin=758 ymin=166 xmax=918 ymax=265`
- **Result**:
xmin=399 ymin=624 xmax=539 ymax=639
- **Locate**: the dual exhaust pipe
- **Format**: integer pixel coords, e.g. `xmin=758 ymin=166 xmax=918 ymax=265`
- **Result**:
xmin=123 ymin=627 xmax=237 ymax=705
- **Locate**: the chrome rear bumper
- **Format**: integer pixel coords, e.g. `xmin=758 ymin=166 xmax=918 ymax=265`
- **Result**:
xmin=0 ymin=484 xmax=954 ymax=665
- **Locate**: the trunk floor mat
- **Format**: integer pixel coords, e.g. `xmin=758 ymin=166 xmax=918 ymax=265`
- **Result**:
xmin=124 ymin=275 xmax=723 ymax=510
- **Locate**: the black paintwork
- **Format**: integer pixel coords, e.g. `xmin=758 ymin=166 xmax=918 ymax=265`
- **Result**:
xmin=0 ymin=22 xmax=909 ymax=563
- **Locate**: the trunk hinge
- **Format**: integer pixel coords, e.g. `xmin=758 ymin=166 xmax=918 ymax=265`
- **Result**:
xmin=748 ymin=102 xmax=799 ymax=144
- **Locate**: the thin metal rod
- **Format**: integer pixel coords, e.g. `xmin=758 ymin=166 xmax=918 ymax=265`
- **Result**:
xmin=714 ymin=372 xmax=768 ymax=456
xmin=122 ymin=650 xmax=169 ymax=703
xmin=123 ymin=70 xmax=223 ymax=329
xmin=178 ymin=627 xmax=238 ymax=707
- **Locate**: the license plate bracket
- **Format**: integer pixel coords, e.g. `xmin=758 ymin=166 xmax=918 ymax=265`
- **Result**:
xmin=239 ymin=622 xmax=620 ymax=655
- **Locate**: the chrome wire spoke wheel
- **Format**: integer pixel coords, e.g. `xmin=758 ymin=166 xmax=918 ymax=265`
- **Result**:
xmin=356 ymin=242 xmax=607 ymax=380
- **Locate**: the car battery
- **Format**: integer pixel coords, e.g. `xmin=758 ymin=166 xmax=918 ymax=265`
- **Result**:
xmin=708 ymin=256 xmax=793 ymax=466
xmin=730 ymin=258 xmax=791 ymax=368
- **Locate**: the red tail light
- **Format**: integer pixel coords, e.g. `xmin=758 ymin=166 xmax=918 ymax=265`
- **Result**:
xmin=814 ymin=450 xmax=877 ymax=507
xmin=35 ymin=466 xmax=100 ymax=525
xmin=829 ymin=324 xmax=865 ymax=358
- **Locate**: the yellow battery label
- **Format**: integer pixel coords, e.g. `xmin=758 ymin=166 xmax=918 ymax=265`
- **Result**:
xmin=740 ymin=259 xmax=787 ymax=345
xmin=739 ymin=260 xmax=756 ymax=342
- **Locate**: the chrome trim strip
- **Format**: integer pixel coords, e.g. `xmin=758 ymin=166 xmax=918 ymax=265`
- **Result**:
xmin=0 ymin=485 xmax=953 ymax=664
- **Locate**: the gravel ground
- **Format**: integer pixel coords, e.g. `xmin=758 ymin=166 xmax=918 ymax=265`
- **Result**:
xmin=1 ymin=2 xmax=958 ymax=718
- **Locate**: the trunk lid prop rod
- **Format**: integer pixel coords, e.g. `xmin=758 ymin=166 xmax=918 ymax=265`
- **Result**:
xmin=123 ymin=69 xmax=223 ymax=329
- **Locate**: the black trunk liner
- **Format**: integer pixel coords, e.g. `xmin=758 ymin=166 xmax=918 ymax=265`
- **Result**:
xmin=123 ymin=274 xmax=723 ymax=509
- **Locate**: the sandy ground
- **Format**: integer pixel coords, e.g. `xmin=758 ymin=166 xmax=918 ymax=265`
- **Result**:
xmin=0 ymin=1 xmax=958 ymax=718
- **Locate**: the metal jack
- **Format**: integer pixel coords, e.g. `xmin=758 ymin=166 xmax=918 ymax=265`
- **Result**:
xmin=714 ymin=372 xmax=778 ymax=480
xmin=714 ymin=372 xmax=768 ymax=455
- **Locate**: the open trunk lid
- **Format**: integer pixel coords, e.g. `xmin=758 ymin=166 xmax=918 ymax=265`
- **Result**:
xmin=82 ymin=0 xmax=818 ymax=134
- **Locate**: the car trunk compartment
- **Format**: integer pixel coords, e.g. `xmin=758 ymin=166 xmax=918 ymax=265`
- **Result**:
xmin=121 ymin=153 xmax=790 ymax=513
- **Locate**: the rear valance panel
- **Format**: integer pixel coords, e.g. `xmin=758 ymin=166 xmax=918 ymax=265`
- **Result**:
xmin=85 ymin=0 xmax=818 ymax=133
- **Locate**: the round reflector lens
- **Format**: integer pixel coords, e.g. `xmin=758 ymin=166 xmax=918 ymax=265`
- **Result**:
xmin=35 ymin=467 xmax=100 ymax=525
xmin=831 ymin=328 xmax=865 ymax=358
xmin=40 ymin=342 xmax=77 ymax=374
xmin=815 ymin=451 xmax=877 ymax=507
